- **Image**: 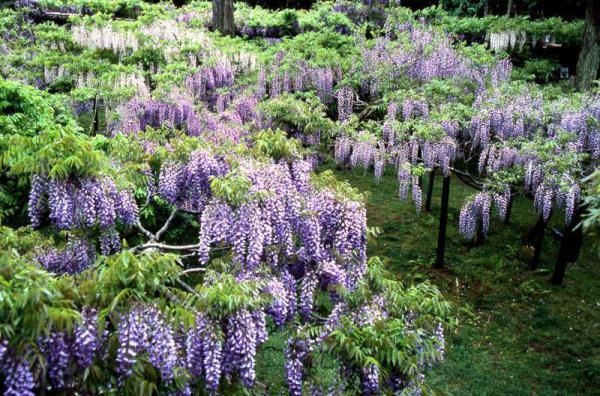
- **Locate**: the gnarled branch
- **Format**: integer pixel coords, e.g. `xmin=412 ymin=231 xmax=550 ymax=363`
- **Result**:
xmin=155 ymin=208 xmax=178 ymax=241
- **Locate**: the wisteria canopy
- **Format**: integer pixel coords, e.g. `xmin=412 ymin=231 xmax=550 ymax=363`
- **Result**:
xmin=0 ymin=0 xmax=598 ymax=395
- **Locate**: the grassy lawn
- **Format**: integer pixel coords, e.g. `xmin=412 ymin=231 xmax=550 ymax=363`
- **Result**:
xmin=332 ymin=165 xmax=600 ymax=395
xmin=254 ymin=164 xmax=599 ymax=395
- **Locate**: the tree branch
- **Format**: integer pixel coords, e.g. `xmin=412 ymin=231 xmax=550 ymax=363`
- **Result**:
xmin=163 ymin=288 xmax=183 ymax=304
xmin=182 ymin=267 xmax=207 ymax=276
xmin=133 ymin=242 xmax=201 ymax=252
xmin=177 ymin=279 xmax=201 ymax=296
xmin=140 ymin=191 xmax=154 ymax=210
xmin=451 ymin=167 xmax=484 ymax=190
xmin=136 ymin=221 xmax=155 ymax=240
xmin=155 ymin=208 xmax=178 ymax=241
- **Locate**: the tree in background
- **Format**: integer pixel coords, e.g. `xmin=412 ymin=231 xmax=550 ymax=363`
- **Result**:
xmin=213 ymin=0 xmax=234 ymax=35
xmin=576 ymin=0 xmax=600 ymax=90
xmin=438 ymin=0 xmax=586 ymax=18
xmin=439 ymin=0 xmax=484 ymax=16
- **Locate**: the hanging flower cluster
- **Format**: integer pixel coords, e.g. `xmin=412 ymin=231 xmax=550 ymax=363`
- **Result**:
xmin=116 ymin=305 xmax=179 ymax=380
xmin=260 ymin=52 xmax=342 ymax=104
xmin=114 ymin=96 xmax=203 ymax=137
xmin=337 ymin=86 xmax=354 ymax=122
xmin=158 ymin=149 xmax=229 ymax=212
xmin=470 ymin=88 xmax=544 ymax=149
xmin=28 ymin=175 xmax=138 ymax=231
xmin=1 ymin=309 xmax=99 ymax=395
xmin=36 ymin=237 xmax=97 ymax=274
xmin=198 ymin=157 xmax=368 ymax=307
xmin=72 ymin=24 xmax=139 ymax=54
xmin=459 ymin=191 xmax=493 ymax=239
xmin=184 ymin=59 xmax=235 ymax=108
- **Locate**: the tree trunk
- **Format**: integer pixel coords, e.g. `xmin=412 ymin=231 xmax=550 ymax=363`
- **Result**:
xmin=434 ymin=175 xmax=450 ymax=269
xmin=425 ymin=170 xmax=435 ymax=212
xmin=576 ymin=0 xmax=600 ymax=91
xmin=483 ymin=0 xmax=489 ymax=16
xmin=212 ymin=0 xmax=234 ymax=36
xmin=506 ymin=0 xmax=513 ymax=17
xmin=529 ymin=214 xmax=550 ymax=270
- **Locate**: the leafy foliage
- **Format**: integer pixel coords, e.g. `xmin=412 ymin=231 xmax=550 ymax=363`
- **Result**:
xmin=2 ymin=0 xmax=595 ymax=394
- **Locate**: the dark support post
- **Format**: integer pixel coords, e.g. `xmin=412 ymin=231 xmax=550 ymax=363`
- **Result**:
xmin=475 ymin=224 xmax=485 ymax=246
xmin=553 ymin=205 xmax=585 ymax=284
xmin=89 ymin=94 xmax=99 ymax=136
xmin=552 ymin=229 xmax=571 ymax=285
xmin=567 ymin=203 xmax=586 ymax=263
xmin=504 ymin=193 xmax=513 ymax=225
xmin=567 ymin=225 xmax=584 ymax=263
xmin=93 ymin=97 xmax=100 ymax=135
xmin=529 ymin=214 xmax=550 ymax=270
xmin=425 ymin=170 xmax=435 ymax=212
xmin=434 ymin=175 xmax=450 ymax=269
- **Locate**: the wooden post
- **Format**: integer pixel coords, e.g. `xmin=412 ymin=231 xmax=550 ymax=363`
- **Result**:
xmin=434 ymin=175 xmax=450 ymax=269
xmin=553 ymin=205 xmax=585 ymax=284
xmin=552 ymin=228 xmax=572 ymax=285
xmin=504 ymin=193 xmax=513 ymax=225
xmin=529 ymin=214 xmax=550 ymax=270
xmin=425 ymin=169 xmax=435 ymax=212
xmin=567 ymin=224 xmax=584 ymax=263
xmin=475 ymin=223 xmax=485 ymax=246
xmin=89 ymin=94 xmax=98 ymax=136
xmin=567 ymin=202 xmax=586 ymax=263
xmin=93 ymin=97 xmax=100 ymax=135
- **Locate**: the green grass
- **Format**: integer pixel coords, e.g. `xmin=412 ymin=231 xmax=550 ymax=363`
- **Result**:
xmin=255 ymin=164 xmax=599 ymax=395
xmin=331 ymin=165 xmax=600 ymax=395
